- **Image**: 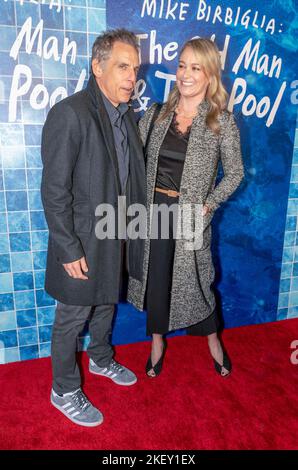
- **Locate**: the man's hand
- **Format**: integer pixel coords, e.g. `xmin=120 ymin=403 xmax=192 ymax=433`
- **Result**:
xmin=63 ymin=257 xmax=89 ymax=280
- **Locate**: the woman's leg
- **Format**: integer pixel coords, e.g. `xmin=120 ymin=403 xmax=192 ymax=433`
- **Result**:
xmin=146 ymin=192 xmax=176 ymax=376
xmin=207 ymin=332 xmax=230 ymax=376
xmin=187 ymin=308 xmax=230 ymax=375
xmin=147 ymin=333 xmax=164 ymax=377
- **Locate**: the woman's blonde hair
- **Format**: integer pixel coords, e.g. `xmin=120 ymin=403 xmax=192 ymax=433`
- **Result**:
xmin=158 ymin=38 xmax=228 ymax=135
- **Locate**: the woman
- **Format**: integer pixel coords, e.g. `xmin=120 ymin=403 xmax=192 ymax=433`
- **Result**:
xmin=128 ymin=38 xmax=244 ymax=377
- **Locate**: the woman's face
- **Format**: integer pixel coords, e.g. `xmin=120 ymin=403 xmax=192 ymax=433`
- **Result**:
xmin=176 ymin=46 xmax=210 ymax=100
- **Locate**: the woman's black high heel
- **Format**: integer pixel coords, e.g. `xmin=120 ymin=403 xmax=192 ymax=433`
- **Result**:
xmin=146 ymin=341 xmax=166 ymax=377
xmin=213 ymin=351 xmax=232 ymax=377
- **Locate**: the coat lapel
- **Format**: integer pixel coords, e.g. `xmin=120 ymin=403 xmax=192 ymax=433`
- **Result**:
xmin=145 ymin=109 xmax=173 ymax=206
xmin=124 ymin=108 xmax=143 ymax=161
xmin=87 ymin=75 xmax=121 ymax=192
xmin=179 ymin=100 xmax=211 ymax=203
xmin=96 ymin=97 xmax=121 ymax=193
xmin=124 ymin=108 xmax=146 ymax=208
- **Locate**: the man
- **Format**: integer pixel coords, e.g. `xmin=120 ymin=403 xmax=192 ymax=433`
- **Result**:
xmin=41 ymin=29 xmax=145 ymax=427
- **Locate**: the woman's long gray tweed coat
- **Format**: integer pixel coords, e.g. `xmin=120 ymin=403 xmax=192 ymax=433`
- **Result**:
xmin=127 ymin=100 xmax=244 ymax=331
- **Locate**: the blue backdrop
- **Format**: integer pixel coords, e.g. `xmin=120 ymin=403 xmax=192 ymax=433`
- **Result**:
xmin=0 ymin=0 xmax=297 ymax=364
xmin=108 ymin=0 xmax=298 ymax=327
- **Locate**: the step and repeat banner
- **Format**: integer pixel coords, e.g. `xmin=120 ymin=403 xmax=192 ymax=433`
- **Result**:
xmin=0 ymin=0 xmax=297 ymax=363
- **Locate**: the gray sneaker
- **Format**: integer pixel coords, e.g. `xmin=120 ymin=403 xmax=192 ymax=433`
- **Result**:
xmin=89 ymin=358 xmax=137 ymax=386
xmin=51 ymin=388 xmax=103 ymax=427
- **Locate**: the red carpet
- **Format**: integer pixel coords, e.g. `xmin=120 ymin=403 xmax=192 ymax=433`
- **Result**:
xmin=0 ymin=318 xmax=297 ymax=450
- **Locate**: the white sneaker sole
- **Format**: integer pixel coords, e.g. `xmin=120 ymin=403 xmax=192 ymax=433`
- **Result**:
xmin=51 ymin=397 xmax=104 ymax=427
xmin=89 ymin=366 xmax=137 ymax=386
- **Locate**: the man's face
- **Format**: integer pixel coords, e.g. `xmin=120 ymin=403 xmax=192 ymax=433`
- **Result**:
xmin=92 ymin=41 xmax=140 ymax=107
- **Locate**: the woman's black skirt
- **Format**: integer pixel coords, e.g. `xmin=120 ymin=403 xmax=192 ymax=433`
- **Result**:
xmin=145 ymin=191 xmax=221 ymax=336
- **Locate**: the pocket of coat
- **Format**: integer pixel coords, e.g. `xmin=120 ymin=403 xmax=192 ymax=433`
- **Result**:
xmin=73 ymin=215 xmax=92 ymax=233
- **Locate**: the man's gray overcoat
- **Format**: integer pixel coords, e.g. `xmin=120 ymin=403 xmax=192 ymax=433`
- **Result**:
xmin=41 ymin=75 xmax=146 ymax=306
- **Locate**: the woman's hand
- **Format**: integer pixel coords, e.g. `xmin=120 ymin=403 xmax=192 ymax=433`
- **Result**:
xmin=202 ymin=204 xmax=211 ymax=216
